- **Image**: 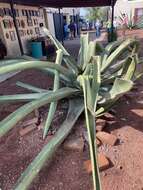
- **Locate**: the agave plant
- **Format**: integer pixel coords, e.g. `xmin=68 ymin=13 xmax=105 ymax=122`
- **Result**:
xmin=0 ymin=28 xmax=143 ymax=190
xmin=119 ymin=11 xmax=143 ymax=30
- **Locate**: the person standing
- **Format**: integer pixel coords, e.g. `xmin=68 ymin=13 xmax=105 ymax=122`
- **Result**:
xmin=74 ymin=22 xmax=77 ymax=38
xmin=64 ymin=23 xmax=69 ymax=40
xmin=113 ymin=16 xmax=118 ymax=30
xmin=95 ymin=19 xmax=101 ymax=38
xmin=68 ymin=21 xmax=75 ymax=40
xmin=121 ymin=13 xmax=128 ymax=37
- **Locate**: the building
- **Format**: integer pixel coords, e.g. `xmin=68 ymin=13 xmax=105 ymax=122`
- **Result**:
xmin=44 ymin=8 xmax=80 ymax=40
xmin=0 ymin=2 xmax=80 ymax=57
xmin=114 ymin=0 xmax=143 ymax=21
xmin=0 ymin=3 xmax=45 ymax=57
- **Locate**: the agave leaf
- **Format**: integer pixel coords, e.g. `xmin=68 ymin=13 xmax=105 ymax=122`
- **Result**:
xmin=0 ymin=92 xmax=53 ymax=103
xmin=39 ymin=68 xmax=71 ymax=84
xmin=81 ymin=76 xmax=101 ymax=190
xmin=0 ymin=87 xmax=79 ymax=138
xmin=92 ymin=56 xmax=101 ymax=112
xmin=78 ymin=33 xmax=89 ymax=71
xmin=0 ymin=60 xmax=73 ymax=82
xmin=16 ymin=81 xmax=47 ymax=93
xmin=121 ymin=56 xmax=136 ymax=80
xmin=98 ymin=78 xmax=133 ymax=105
xmin=133 ymin=61 xmax=143 ymax=81
xmin=43 ymin=50 xmax=63 ymax=139
xmin=43 ymin=28 xmax=69 ymax=56
xmin=21 ymin=55 xmax=73 ymax=84
xmin=0 ymin=58 xmax=26 ymax=65
xmin=44 ymin=28 xmax=78 ymax=74
xmin=14 ymin=98 xmax=84 ymax=190
xmin=63 ymin=55 xmax=79 ymax=75
xmin=101 ymin=41 xmax=121 ymax=67
xmin=102 ymin=58 xmax=127 ymax=80
xmin=42 ymin=28 xmax=79 ymax=74
xmin=101 ymin=39 xmax=138 ymax=73
xmin=87 ymin=41 xmax=96 ymax=63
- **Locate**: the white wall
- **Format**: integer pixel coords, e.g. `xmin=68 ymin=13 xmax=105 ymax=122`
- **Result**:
xmin=114 ymin=0 xmax=143 ymax=17
xmin=0 ymin=3 xmax=45 ymax=57
xmin=47 ymin=12 xmax=55 ymax=37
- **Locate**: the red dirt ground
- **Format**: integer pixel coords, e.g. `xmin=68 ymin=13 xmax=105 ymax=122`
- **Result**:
xmin=0 ymin=70 xmax=143 ymax=190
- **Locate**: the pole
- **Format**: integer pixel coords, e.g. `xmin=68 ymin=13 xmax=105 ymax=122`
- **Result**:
xmin=72 ymin=8 xmax=75 ymax=22
xmin=10 ymin=0 xmax=24 ymax=55
xmin=58 ymin=8 xmax=64 ymax=45
xmin=111 ymin=0 xmax=115 ymax=42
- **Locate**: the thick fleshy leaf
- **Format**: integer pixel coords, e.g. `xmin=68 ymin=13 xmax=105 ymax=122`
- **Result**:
xmin=101 ymin=39 xmax=138 ymax=73
xmin=101 ymin=41 xmax=121 ymax=67
xmin=98 ymin=78 xmax=133 ymax=105
xmin=0 ymin=92 xmax=52 ymax=103
xmin=14 ymin=98 xmax=84 ymax=190
xmin=16 ymin=81 xmax=47 ymax=93
xmin=0 ymin=60 xmax=72 ymax=82
xmin=42 ymin=28 xmax=79 ymax=75
xmin=79 ymin=33 xmax=89 ymax=70
xmin=63 ymin=55 xmax=79 ymax=75
xmin=43 ymin=50 xmax=63 ymax=139
xmin=79 ymin=75 xmax=101 ymax=190
xmin=0 ymin=87 xmax=79 ymax=138
xmin=121 ymin=56 xmax=136 ymax=80
xmin=43 ymin=28 xmax=69 ymax=55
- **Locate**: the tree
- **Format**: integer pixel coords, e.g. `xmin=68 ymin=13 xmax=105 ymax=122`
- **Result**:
xmin=86 ymin=7 xmax=110 ymax=22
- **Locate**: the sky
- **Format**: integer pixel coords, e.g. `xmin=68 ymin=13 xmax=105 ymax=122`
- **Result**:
xmin=80 ymin=8 xmax=87 ymax=16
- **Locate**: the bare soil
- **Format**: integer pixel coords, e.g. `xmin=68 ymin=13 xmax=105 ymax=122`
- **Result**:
xmin=0 ymin=30 xmax=143 ymax=190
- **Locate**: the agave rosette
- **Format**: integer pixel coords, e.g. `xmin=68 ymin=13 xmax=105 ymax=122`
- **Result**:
xmin=0 ymin=28 xmax=143 ymax=190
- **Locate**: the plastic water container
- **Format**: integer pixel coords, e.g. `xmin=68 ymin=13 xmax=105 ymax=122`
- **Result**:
xmin=31 ymin=42 xmax=43 ymax=59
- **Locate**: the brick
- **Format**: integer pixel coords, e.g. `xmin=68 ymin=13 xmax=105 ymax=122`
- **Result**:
xmin=95 ymin=138 xmax=101 ymax=146
xmin=19 ymin=124 xmax=37 ymax=136
xmin=96 ymin=119 xmax=106 ymax=131
xmin=96 ymin=131 xmax=117 ymax=146
xmin=98 ymin=153 xmax=110 ymax=170
xmin=21 ymin=118 xmax=38 ymax=127
xmin=84 ymin=153 xmax=109 ymax=173
xmin=104 ymin=112 xmax=115 ymax=119
xmin=83 ymin=132 xmax=101 ymax=146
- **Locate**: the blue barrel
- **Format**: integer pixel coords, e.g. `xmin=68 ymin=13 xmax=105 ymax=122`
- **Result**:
xmin=31 ymin=42 xmax=43 ymax=59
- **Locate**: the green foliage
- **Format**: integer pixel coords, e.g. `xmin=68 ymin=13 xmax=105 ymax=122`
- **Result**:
xmin=86 ymin=7 xmax=109 ymax=22
xmin=0 ymin=28 xmax=143 ymax=190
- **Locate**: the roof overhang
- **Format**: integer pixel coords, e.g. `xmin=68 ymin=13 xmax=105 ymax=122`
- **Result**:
xmin=0 ymin=0 xmax=117 ymax=8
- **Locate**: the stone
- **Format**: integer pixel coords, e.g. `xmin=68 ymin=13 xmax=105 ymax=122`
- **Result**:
xmin=131 ymin=109 xmax=143 ymax=117
xmin=98 ymin=153 xmax=110 ymax=170
xmin=104 ymin=112 xmax=115 ymax=119
xmin=96 ymin=131 xmax=117 ymax=146
xmin=84 ymin=153 xmax=110 ymax=173
xmin=37 ymin=123 xmax=44 ymax=130
xmin=121 ymin=117 xmax=127 ymax=121
xmin=19 ymin=124 xmax=37 ymax=136
xmin=95 ymin=138 xmax=101 ymax=146
xmin=96 ymin=119 xmax=106 ymax=131
xmin=83 ymin=131 xmax=101 ymax=146
xmin=63 ymin=137 xmax=84 ymax=152
xmin=21 ymin=118 xmax=38 ymax=127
